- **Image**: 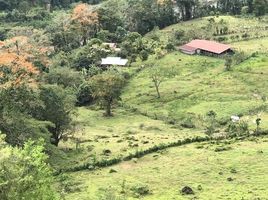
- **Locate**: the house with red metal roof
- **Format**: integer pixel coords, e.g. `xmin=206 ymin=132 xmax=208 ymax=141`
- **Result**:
xmin=179 ymin=40 xmax=233 ymax=56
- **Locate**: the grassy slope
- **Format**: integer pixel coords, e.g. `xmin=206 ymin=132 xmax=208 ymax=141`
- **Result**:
xmin=147 ymin=15 xmax=268 ymax=44
xmin=122 ymin=51 xmax=268 ymax=124
xmin=52 ymin=107 xmax=204 ymax=170
xmin=57 ymin=16 xmax=268 ymax=199
xmin=65 ymin=136 xmax=268 ymax=200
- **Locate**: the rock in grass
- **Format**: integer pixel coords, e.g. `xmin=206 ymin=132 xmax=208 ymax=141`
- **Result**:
xmin=109 ymin=169 xmax=117 ymax=173
xmin=227 ymin=177 xmax=234 ymax=182
xmin=181 ymin=186 xmax=194 ymax=195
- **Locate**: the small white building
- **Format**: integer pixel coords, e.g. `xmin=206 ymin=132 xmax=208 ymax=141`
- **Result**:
xmin=101 ymin=57 xmax=128 ymax=66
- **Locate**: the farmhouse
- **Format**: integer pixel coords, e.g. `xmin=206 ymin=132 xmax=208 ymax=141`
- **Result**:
xmin=179 ymin=40 xmax=233 ymax=56
xmin=101 ymin=57 xmax=128 ymax=66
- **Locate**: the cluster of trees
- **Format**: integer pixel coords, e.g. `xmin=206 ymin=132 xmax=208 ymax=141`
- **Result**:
xmin=217 ymin=0 xmax=268 ymax=16
xmin=1 ymin=0 xmax=267 ymax=36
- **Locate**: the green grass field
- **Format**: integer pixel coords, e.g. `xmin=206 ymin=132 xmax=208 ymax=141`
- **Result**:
xmin=51 ymin=107 xmax=205 ymax=171
xmin=53 ymin=16 xmax=268 ymax=199
xmin=122 ymin=51 xmax=268 ymax=125
xmin=62 ymin=136 xmax=268 ymax=200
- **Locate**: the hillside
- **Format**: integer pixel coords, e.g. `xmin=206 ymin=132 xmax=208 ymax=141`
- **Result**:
xmin=57 ymin=21 xmax=268 ymax=199
xmin=147 ymin=15 xmax=268 ymax=44
xmin=1 ymin=1 xmax=268 ymax=199
xmin=65 ymin=136 xmax=268 ymax=199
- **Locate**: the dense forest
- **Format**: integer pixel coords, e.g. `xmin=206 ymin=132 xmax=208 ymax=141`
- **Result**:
xmin=0 ymin=0 xmax=268 ymax=199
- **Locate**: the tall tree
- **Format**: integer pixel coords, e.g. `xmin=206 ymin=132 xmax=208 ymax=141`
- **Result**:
xmin=90 ymin=70 xmax=125 ymax=116
xmin=253 ymin=0 xmax=268 ymax=16
xmin=39 ymin=85 xmax=76 ymax=146
xmin=71 ymin=3 xmax=99 ymax=46
xmin=149 ymin=65 xmax=176 ymax=98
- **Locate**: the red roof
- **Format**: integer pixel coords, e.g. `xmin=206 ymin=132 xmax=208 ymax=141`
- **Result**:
xmin=182 ymin=40 xmax=231 ymax=54
xmin=179 ymin=45 xmax=197 ymax=52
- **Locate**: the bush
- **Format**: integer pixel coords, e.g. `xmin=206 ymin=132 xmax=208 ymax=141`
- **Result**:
xmin=131 ymin=184 xmax=150 ymax=197
xmin=76 ymin=82 xmax=93 ymax=106
xmin=181 ymin=117 xmax=196 ymax=129
xmin=139 ymin=50 xmax=149 ymax=61
xmin=242 ymin=33 xmax=250 ymax=39
xmin=43 ymin=67 xmax=84 ymax=88
xmin=174 ymin=30 xmax=185 ymax=40
xmin=226 ymin=121 xmax=249 ymax=136
xmin=217 ymin=36 xmax=227 ymax=42
xmin=166 ymin=42 xmax=175 ymax=52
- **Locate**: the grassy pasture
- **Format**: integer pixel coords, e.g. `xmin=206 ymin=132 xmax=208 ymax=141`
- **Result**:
xmin=63 ymin=136 xmax=268 ymax=200
xmin=121 ymin=50 xmax=268 ymax=126
xmin=232 ymin=37 xmax=268 ymax=53
xmin=147 ymin=15 xmax=268 ymax=44
xmin=52 ymin=107 xmax=204 ymax=171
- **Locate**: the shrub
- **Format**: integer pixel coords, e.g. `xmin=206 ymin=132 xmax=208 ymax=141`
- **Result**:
xmin=242 ymin=33 xmax=250 ymax=39
xmin=214 ymin=146 xmax=232 ymax=152
xmin=166 ymin=42 xmax=175 ymax=52
xmin=205 ymin=110 xmax=218 ymax=135
xmin=139 ymin=50 xmax=149 ymax=61
xmin=76 ymin=82 xmax=93 ymax=106
xmin=226 ymin=120 xmax=249 ymax=136
xmin=174 ymin=30 xmax=185 ymax=40
xmin=181 ymin=117 xmax=196 ymax=129
xmin=131 ymin=184 xmax=150 ymax=197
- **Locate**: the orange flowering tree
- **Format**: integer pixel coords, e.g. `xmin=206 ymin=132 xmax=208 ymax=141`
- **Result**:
xmin=0 ymin=52 xmax=39 ymax=88
xmin=71 ymin=3 xmax=99 ymax=46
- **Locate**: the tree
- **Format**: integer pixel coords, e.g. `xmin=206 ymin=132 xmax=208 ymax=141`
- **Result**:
xmin=0 ymin=136 xmax=59 ymax=200
xmin=253 ymin=0 xmax=268 ymax=16
xmin=149 ymin=65 xmax=176 ymax=98
xmin=0 ymin=86 xmax=52 ymax=146
xmin=90 ymin=70 xmax=125 ymax=116
xmin=71 ymin=39 xmax=110 ymax=70
xmin=175 ymin=0 xmax=200 ymax=20
xmin=224 ymin=56 xmax=233 ymax=71
xmin=43 ymin=67 xmax=84 ymax=89
xmin=47 ymin=12 xmax=80 ymax=52
xmin=39 ymin=85 xmax=76 ymax=146
xmin=71 ymin=3 xmax=99 ymax=46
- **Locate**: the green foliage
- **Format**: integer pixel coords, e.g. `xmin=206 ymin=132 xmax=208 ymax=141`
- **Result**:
xmin=131 ymin=184 xmax=150 ymax=197
xmin=71 ymin=40 xmax=110 ymax=70
xmin=90 ymin=70 xmax=125 ymax=116
xmin=39 ymin=85 xmax=77 ymax=146
xmin=76 ymin=82 xmax=93 ymax=106
xmin=44 ymin=67 xmax=84 ymax=89
xmin=0 ymin=86 xmax=51 ymax=146
xmin=0 ymin=137 xmax=59 ymax=200
xmin=205 ymin=110 xmax=218 ymax=135
xmin=227 ymin=121 xmax=249 ymax=136
xmin=253 ymin=0 xmax=268 ymax=16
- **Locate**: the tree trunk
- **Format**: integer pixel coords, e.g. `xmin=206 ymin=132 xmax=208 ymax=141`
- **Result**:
xmin=154 ymin=82 xmax=161 ymax=98
xmin=51 ymin=128 xmax=61 ymax=146
xmin=105 ymin=98 xmax=113 ymax=116
xmin=51 ymin=136 xmax=60 ymax=146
